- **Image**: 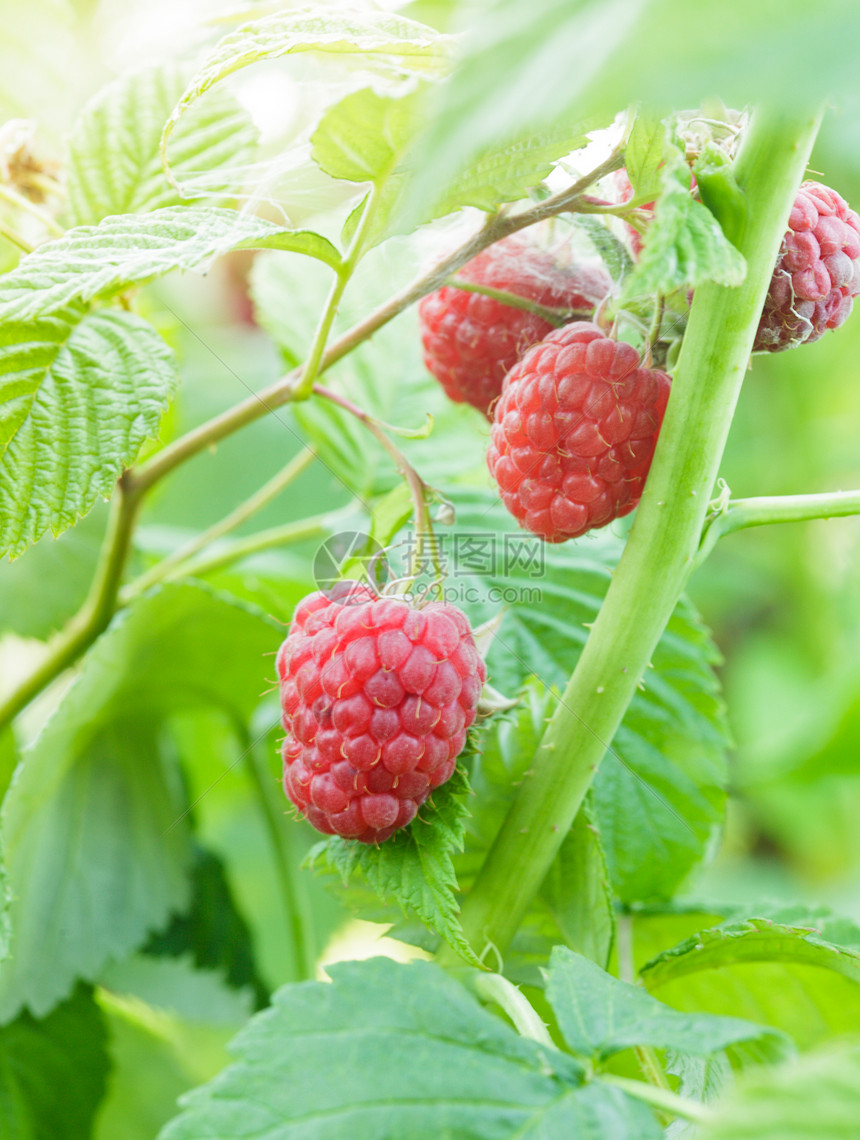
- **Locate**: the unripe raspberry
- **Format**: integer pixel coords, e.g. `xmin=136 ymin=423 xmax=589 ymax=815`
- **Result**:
xmin=276 ymin=584 xmax=486 ymax=844
xmin=418 ymin=236 xmax=610 ymax=417
xmin=487 ymin=322 xmax=671 ymax=543
xmin=755 ymin=181 xmax=860 ymax=352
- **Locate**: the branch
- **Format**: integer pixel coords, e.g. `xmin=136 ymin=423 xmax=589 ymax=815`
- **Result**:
xmin=698 ymin=487 xmax=860 ymax=563
xmin=599 ymin=1076 xmax=711 ymax=1124
xmin=0 ymin=474 xmax=142 ymax=730
xmin=130 ymin=149 xmax=625 ymax=497
xmin=442 ymin=105 xmax=824 ymax=959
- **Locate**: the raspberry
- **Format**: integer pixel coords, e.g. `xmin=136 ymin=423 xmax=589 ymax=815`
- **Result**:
xmin=754 ymin=181 xmax=860 ymax=352
xmin=276 ymin=584 xmax=486 ymax=844
xmin=487 ymin=322 xmax=671 ymax=543
xmin=418 ymin=236 xmax=610 ymax=417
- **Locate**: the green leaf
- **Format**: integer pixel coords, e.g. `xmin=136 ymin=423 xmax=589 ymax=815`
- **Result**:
xmin=67 ymin=61 xmax=257 ymax=226
xmin=162 ymin=8 xmax=450 ymax=179
xmin=547 ymin=946 xmax=789 ymax=1064
xmin=0 ymin=583 xmax=278 ymax=1021
xmin=0 ymin=984 xmax=109 ymax=1140
xmin=624 ymin=111 xmax=666 ymax=202
xmin=641 ymin=919 xmax=860 ymax=1049
xmin=447 ymin=489 xmax=730 ymax=904
xmin=312 ymin=86 xmax=419 ymax=185
xmin=429 ymin=121 xmax=596 ymax=219
xmin=144 ymin=845 xmax=269 ymax=1008
xmin=0 ymin=206 xmax=340 ymax=322
xmin=622 ymin=142 xmax=746 ymax=299
xmin=541 ymin=799 xmax=615 ymax=969
xmin=96 ymin=986 xmax=242 ymax=1140
xmin=159 ymin=957 xmax=662 ymax=1140
xmin=702 ymin=1042 xmax=860 ymax=1140
xmin=306 ymin=765 xmax=481 ymax=965
xmin=0 ymin=504 xmax=106 ymax=637
xmin=99 ymin=954 xmax=254 ymax=1027
xmin=0 ymin=306 xmax=176 ymax=557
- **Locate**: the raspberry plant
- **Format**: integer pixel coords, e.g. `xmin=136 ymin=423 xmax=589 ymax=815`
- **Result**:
xmin=2 ymin=3 xmax=860 ymax=1139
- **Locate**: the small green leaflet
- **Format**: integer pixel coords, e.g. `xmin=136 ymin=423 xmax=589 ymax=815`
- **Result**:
xmin=306 ymin=765 xmax=481 ymax=966
xmin=0 ymin=306 xmax=176 ymax=557
xmin=0 ymin=206 xmax=340 ymax=323
xmin=623 ymin=110 xmax=666 ymax=203
xmin=546 ymin=946 xmax=790 ymax=1064
xmin=312 ymin=86 xmax=419 ymax=185
xmin=158 ymin=957 xmax=662 ymax=1140
xmin=622 ymin=141 xmax=746 ymax=300
xmin=67 ymin=61 xmax=257 ymax=225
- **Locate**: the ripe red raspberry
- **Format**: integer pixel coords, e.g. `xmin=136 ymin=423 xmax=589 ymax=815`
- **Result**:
xmin=276 ymin=582 xmax=486 ymax=844
xmin=487 ymin=322 xmax=671 ymax=542
xmin=418 ymin=236 xmax=610 ymax=417
xmin=754 ymin=181 xmax=860 ymax=352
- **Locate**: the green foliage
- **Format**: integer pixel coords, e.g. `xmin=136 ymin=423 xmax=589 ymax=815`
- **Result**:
xmin=144 ymin=845 xmax=269 ymax=1008
xmin=449 ymin=490 xmax=730 ymax=904
xmin=307 ymin=765 xmax=480 ymax=965
xmin=0 ymin=584 xmax=278 ymax=1021
xmin=0 ymin=207 xmax=339 ymax=323
xmin=641 ymin=919 xmax=860 ymax=1048
xmin=622 ymin=140 xmax=746 ymax=300
xmin=159 ymin=957 xmax=666 ymax=1140
xmin=67 ymin=62 xmax=257 ymax=225
xmin=547 ymin=946 xmax=790 ymax=1064
xmin=702 ymin=1042 xmax=860 ymax=1140
xmin=0 ymin=306 xmax=176 ymax=556
xmin=0 ymin=984 xmax=109 ymax=1140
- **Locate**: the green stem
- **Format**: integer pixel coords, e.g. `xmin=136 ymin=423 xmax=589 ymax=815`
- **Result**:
xmin=156 ymin=511 xmax=344 ymax=584
xmin=447 ymin=278 xmax=593 ymax=326
xmin=0 ymin=221 xmax=33 ymax=253
xmin=472 ymin=973 xmax=556 ymax=1050
xmin=0 ymin=182 xmax=63 ymax=234
xmin=244 ymin=743 xmax=314 ymax=981
xmin=599 ymin=1075 xmax=710 ymax=1124
xmin=293 ymin=188 xmax=380 ymax=401
xmin=0 ymin=474 xmax=142 ymax=730
xmin=698 ymin=487 xmax=860 ymax=563
xmin=446 ymin=105 xmax=823 ymax=960
xmin=616 ymin=915 xmax=672 ymax=1092
xmin=121 ymin=448 xmax=317 ymax=598
xmin=314 ymin=383 xmax=440 ymax=580
xmin=131 ymin=150 xmax=624 ymax=496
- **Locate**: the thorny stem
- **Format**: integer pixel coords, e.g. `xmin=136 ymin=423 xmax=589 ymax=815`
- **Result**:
xmin=447 ymin=278 xmax=593 ymax=326
xmin=121 ymin=448 xmax=317 ymax=598
xmin=443 ymin=104 xmax=824 ymax=962
xmin=130 ymin=149 xmax=625 ymax=496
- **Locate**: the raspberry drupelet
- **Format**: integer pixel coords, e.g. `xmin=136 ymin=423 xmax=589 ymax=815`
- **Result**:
xmin=276 ymin=582 xmax=486 ymax=843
